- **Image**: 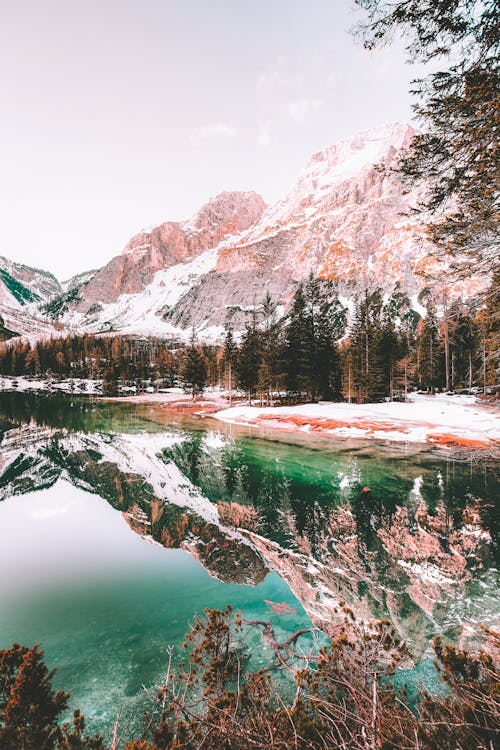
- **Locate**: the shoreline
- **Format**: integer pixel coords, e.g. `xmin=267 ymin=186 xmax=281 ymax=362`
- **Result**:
xmin=113 ymin=390 xmax=500 ymax=452
xmin=1 ymin=379 xmax=498 ymax=451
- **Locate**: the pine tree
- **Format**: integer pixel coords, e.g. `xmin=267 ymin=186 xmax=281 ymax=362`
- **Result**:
xmin=257 ymin=292 xmax=286 ymax=405
xmin=236 ymin=314 xmax=262 ymax=404
xmin=416 ymin=295 xmax=443 ymax=393
xmin=285 ymin=285 xmax=311 ymax=400
xmin=355 ymin=1 xmax=499 ymax=280
xmin=285 ymin=277 xmax=346 ymax=402
xmin=447 ymin=301 xmax=480 ymax=391
xmin=315 ymin=295 xmax=345 ymax=400
xmin=477 ymin=274 xmax=500 ymax=392
xmin=222 ymin=323 xmax=238 ymax=405
xmin=379 ymin=299 xmax=405 ymax=401
xmin=181 ymin=331 xmax=208 ymax=399
xmin=349 ymin=289 xmax=386 ymax=402
xmin=0 ymin=643 xmax=105 ymax=750
xmin=396 ymin=308 xmax=420 ymax=400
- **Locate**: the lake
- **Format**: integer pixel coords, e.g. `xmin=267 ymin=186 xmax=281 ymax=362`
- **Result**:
xmin=0 ymin=391 xmax=497 ymax=740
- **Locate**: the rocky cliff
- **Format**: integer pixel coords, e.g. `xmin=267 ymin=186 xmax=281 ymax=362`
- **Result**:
xmin=2 ymin=122 xmax=482 ymax=340
xmin=48 ymin=123 xmax=431 ymax=338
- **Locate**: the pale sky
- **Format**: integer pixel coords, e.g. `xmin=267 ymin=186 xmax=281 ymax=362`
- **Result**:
xmin=1 ymin=0 xmax=420 ymax=280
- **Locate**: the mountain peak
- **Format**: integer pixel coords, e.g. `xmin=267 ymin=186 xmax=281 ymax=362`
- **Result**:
xmin=11 ymin=121 xmax=457 ymax=340
xmin=309 ymin=122 xmax=415 ymax=164
xmin=183 ymin=190 xmax=266 ymax=234
xmin=304 ymin=122 xmax=416 ymax=187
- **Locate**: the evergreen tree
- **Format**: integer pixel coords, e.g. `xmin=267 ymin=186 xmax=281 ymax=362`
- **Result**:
xmin=286 ymin=277 xmax=346 ymax=402
xmin=236 ymin=314 xmax=262 ymax=404
xmin=181 ymin=331 xmax=208 ymax=398
xmin=222 ymin=323 xmax=238 ymax=405
xmin=285 ymin=284 xmax=311 ymax=399
xmin=0 ymin=643 xmax=104 ymax=750
xmin=416 ymin=295 xmax=443 ymax=393
xmin=355 ymin=0 xmax=499 ymax=281
xmin=349 ymin=289 xmax=386 ymax=402
xmin=476 ymin=272 xmax=500 ymax=392
xmin=315 ymin=295 xmax=345 ymax=400
xmin=447 ymin=301 xmax=480 ymax=391
xmin=257 ymin=292 xmax=286 ymax=405
xmin=397 ymin=308 xmax=420 ymax=400
xmin=379 ymin=292 xmax=410 ymax=401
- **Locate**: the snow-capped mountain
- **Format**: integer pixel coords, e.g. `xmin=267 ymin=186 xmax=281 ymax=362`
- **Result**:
xmin=0 ymin=257 xmax=63 ymax=340
xmin=0 ymin=122 xmax=476 ymax=341
xmin=0 ymin=256 xmax=61 ymax=308
xmin=55 ymin=122 xmax=427 ymax=339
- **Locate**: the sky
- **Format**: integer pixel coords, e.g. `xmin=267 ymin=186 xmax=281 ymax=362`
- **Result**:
xmin=1 ymin=0 xmax=421 ymax=280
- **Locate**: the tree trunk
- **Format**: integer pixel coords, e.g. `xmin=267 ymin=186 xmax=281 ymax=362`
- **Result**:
xmin=483 ymin=337 xmax=487 ymax=392
xmin=443 ymin=295 xmax=450 ymax=391
xmin=429 ymin=336 xmax=434 ymax=394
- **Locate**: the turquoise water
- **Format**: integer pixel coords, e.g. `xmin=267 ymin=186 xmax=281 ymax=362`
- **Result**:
xmin=0 ymin=391 xmax=497 ymax=739
xmin=0 ymin=482 xmax=311 ymax=738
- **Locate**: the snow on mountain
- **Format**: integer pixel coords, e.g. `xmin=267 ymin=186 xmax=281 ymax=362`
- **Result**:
xmin=0 ymin=122 xmax=480 ymax=342
xmin=54 ymin=122 xmax=426 ymax=338
xmin=64 ymin=245 xmax=222 ymax=337
xmin=0 ymin=256 xmax=61 ymax=308
xmin=168 ymin=122 xmax=431 ymax=332
xmin=61 ymin=269 xmax=98 ymax=294
xmin=215 ymin=122 xmax=419 ymax=278
xmin=0 ymin=257 xmax=64 ymax=340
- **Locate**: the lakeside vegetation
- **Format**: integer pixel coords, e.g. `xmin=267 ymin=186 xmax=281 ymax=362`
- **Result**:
xmin=0 ymin=279 xmax=497 ymax=404
xmin=1 ymin=609 xmax=498 ymax=750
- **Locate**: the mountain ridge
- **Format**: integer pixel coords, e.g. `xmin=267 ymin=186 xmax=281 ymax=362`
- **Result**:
xmin=0 ymin=122 xmax=483 ymax=342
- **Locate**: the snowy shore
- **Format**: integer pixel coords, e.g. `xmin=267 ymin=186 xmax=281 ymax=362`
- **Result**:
xmin=114 ymin=389 xmax=499 ymax=449
xmin=211 ymin=393 xmax=500 ymax=449
xmin=0 ymin=377 xmax=497 ymax=449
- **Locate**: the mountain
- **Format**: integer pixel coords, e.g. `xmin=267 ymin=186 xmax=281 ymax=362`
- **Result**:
xmin=49 ymin=123 xmax=425 ymax=338
xmin=58 ymin=190 xmax=267 ymax=336
xmin=0 ymin=122 xmax=479 ymax=341
xmin=0 ymin=256 xmax=61 ymax=308
xmin=0 ymin=257 xmax=63 ymax=340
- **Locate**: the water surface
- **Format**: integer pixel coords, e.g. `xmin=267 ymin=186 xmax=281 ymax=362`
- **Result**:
xmin=0 ymin=391 xmax=497 ymax=738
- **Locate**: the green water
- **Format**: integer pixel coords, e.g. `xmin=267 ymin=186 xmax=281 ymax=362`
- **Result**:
xmin=0 ymin=391 xmax=497 ymax=739
xmin=0 ymin=483 xmax=311 ymax=738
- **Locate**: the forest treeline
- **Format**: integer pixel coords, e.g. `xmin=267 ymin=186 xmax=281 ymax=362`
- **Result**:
xmin=0 ymin=277 xmax=497 ymax=403
xmin=0 ymin=609 xmax=498 ymax=750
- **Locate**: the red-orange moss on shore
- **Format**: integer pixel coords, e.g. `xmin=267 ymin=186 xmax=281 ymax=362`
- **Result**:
xmin=254 ymin=413 xmax=494 ymax=449
xmin=427 ymin=433 xmax=491 ymax=450
xmin=156 ymin=400 xmax=221 ymax=416
xmin=150 ymin=400 xmax=495 ymax=450
xmin=255 ymin=413 xmax=404 ymax=435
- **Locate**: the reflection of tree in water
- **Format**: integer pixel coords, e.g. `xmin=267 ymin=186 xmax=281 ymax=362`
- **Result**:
xmin=421 ymin=458 xmax=499 ymax=561
xmin=164 ymin=430 xmax=498 ymax=565
xmin=348 ymin=474 xmax=413 ymax=551
xmin=163 ymin=437 xmax=249 ymax=509
xmin=254 ymin=468 xmax=293 ymax=547
xmin=0 ymin=415 xmax=497 ymax=656
xmin=0 ymin=391 xmax=150 ymax=434
xmin=165 ymin=436 xmax=295 ymax=546
xmin=167 ymin=431 xmax=205 ymax=486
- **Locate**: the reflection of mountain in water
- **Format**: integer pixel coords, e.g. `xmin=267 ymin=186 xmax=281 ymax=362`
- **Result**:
xmin=0 ymin=421 xmax=497 ymax=658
